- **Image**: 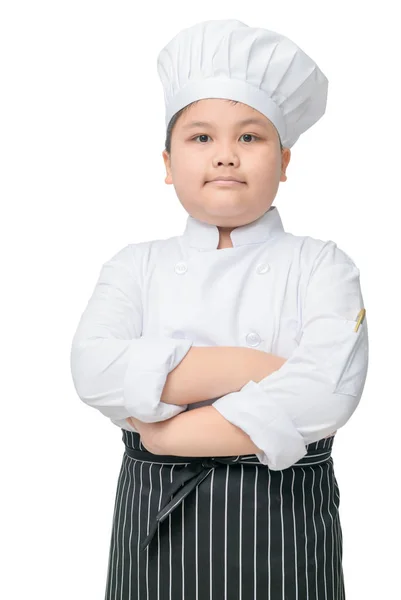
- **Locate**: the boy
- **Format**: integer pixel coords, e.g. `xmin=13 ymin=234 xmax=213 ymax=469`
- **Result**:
xmin=71 ymin=19 xmax=368 ymax=599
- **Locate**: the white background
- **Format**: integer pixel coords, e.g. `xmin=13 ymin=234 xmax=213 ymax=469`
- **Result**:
xmin=1 ymin=1 xmax=400 ymax=598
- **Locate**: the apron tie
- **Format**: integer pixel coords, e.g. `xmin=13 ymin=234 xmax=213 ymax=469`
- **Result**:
xmin=123 ymin=441 xmax=334 ymax=551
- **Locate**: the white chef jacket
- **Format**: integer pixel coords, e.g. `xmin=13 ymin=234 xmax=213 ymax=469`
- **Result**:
xmin=70 ymin=205 xmax=369 ymax=470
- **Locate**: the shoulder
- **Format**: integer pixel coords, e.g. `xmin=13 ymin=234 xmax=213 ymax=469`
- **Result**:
xmin=280 ymin=232 xmax=359 ymax=273
xmin=105 ymin=236 xmax=180 ymax=276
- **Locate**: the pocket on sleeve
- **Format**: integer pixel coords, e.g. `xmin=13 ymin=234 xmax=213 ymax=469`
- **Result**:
xmin=324 ymin=318 xmax=368 ymax=396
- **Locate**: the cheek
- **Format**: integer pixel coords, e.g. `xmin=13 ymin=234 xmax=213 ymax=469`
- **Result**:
xmin=259 ymin=160 xmax=281 ymax=181
xmin=177 ymin=162 xmax=204 ymax=182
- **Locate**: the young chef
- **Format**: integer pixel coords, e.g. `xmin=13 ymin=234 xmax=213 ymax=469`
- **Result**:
xmin=70 ymin=19 xmax=368 ymax=600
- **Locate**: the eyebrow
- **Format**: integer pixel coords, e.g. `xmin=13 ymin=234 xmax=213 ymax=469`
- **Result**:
xmin=182 ymin=118 xmax=270 ymax=130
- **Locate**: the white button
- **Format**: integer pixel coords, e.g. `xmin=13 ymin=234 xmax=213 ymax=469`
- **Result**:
xmin=175 ymin=261 xmax=188 ymax=274
xmin=256 ymin=263 xmax=270 ymax=274
xmin=246 ymin=332 xmax=261 ymax=346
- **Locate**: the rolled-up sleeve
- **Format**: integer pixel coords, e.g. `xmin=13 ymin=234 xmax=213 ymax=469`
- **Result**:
xmin=213 ymin=241 xmax=369 ymax=470
xmin=70 ymin=244 xmax=193 ymax=423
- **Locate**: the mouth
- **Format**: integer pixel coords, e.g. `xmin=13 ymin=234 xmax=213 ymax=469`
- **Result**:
xmin=206 ymin=180 xmax=245 ymax=186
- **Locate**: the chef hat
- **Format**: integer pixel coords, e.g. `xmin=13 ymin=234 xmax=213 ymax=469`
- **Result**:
xmin=157 ymin=19 xmax=328 ymax=148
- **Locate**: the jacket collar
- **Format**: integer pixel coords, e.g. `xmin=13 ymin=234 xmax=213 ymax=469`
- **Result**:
xmin=182 ymin=205 xmax=285 ymax=250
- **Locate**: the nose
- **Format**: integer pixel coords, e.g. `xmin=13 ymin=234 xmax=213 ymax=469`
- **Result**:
xmin=213 ymin=149 xmax=240 ymax=168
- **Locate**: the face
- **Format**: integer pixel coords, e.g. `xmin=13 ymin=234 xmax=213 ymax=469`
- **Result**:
xmin=162 ymin=98 xmax=291 ymax=232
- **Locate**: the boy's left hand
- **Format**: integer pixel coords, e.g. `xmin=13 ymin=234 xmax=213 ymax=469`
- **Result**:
xmin=126 ymin=417 xmax=164 ymax=453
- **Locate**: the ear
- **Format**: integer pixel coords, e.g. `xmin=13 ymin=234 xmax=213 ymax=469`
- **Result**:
xmin=162 ymin=150 xmax=173 ymax=185
xmin=280 ymin=148 xmax=291 ymax=183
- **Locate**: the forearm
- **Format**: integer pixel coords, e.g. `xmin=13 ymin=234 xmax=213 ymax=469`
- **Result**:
xmin=161 ymin=346 xmax=286 ymax=406
xmin=148 ymin=404 xmax=336 ymax=458
xmin=152 ymin=405 xmax=262 ymax=457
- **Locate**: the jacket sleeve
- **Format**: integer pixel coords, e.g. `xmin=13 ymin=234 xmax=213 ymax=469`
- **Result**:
xmin=212 ymin=241 xmax=369 ymax=470
xmin=70 ymin=244 xmax=193 ymax=423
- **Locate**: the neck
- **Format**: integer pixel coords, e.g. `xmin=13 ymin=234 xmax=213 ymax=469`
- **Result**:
xmin=216 ymin=217 xmax=253 ymax=249
xmin=217 ymin=230 xmax=234 ymax=249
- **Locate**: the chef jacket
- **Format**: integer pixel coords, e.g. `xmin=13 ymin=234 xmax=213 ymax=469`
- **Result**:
xmin=70 ymin=205 xmax=369 ymax=470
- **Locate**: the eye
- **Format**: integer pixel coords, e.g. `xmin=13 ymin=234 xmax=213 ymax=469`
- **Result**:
xmin=240 ymin=134 xmax=260 ymax=143
xmin=191 ymin=134 xmax=260 ymax=143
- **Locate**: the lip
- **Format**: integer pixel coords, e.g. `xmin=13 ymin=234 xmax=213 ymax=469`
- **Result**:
xmin=206 ymin=180 xmax=245 ymax=186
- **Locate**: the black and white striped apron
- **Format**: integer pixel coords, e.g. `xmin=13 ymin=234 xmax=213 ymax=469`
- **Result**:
xmin=104 ymin=431 xmax=345 ymax=599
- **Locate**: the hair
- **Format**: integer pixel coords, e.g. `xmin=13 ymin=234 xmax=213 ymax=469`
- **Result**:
xmin=164 ymin=99 xmax=284 ymax=155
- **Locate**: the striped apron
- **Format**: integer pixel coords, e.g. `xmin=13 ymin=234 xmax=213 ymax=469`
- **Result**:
xmin=104 ymin=431 xmax=345 ymax=600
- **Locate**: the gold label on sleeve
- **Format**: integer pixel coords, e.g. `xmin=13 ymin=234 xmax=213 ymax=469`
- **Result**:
xmin=354 ymin=308 xmax=366 ymax=332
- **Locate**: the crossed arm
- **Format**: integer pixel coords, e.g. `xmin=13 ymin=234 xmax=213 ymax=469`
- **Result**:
xmin=128 ymin=347 xmax=290 ymax=456
xmin=128 ymin=404 xmax=263 ymax=456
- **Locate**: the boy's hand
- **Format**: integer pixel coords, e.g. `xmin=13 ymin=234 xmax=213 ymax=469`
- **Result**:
xmin=126 ymin=417 xmax=166 ymax=453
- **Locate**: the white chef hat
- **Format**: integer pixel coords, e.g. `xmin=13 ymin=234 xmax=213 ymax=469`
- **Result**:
xmin=157 ymin=19 xmax=328 ymax=148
